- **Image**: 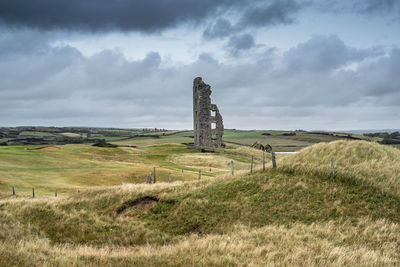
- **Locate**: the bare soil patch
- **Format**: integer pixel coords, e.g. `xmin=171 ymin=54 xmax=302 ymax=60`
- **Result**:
xmin=116 ymin=196 xmax=160 ymax=214
xmin=40 ymin=146 xmax=60 ymax=151
xmin=27 ymin=146 xmax=60 ymax=151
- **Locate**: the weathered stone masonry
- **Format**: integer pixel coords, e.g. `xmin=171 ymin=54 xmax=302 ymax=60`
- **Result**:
xmin=193 ymin=77 xmax=225 ymax=148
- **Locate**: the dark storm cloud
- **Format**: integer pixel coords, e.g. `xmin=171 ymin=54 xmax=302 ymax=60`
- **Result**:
xmin=0 ymin=0 xmax=248 ymax=32
xmin=349 ymin=0 xmax=400 ymax=15
xmin=0 ymin=0 xmax=309 ymax=37
xmin=316 ymin=0 xmax=400 ymax=20
xmin=359 ymin=0 xmax=400 ymax=12
xmin=227 ymin=33 xmax=256 ymax=54
xmin=238 ymin=0 xmax=304 ymax=28
xmin=203 ymin=0 xmax=307 ymax=39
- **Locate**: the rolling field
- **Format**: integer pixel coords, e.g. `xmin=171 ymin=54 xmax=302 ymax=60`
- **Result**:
xmin=222 ymin=130 xmax=375 ymax=151
xmin=108 ymin=129 xmax=375 ymax=151
xmin=1 ymin=129 xmax=373 ymax=196
xmin=0 ymin=141 xmax=270 ymax=196
xmin=0 ymin=140 xmax=400 ymax=266
xmin=0 ymin=130 xmax=388 ymax=196
xmin=0 ymin=130 xmax=399 ymax=266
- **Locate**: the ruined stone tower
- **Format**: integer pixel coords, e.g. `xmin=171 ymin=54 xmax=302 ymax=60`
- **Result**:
xmin=193 ymin=77 xmax=224 ymax=148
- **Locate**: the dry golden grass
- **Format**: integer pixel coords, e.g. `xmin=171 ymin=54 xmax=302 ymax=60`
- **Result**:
xmin=168 ymin=152 xmax=257 ymax=172
xmin=279 ymin=140 xmax=400 ymax=197
xmin=1 ymin=214 xmax=399 ymax=266
xmin=168 ymin=153 xmax=232 ymax=170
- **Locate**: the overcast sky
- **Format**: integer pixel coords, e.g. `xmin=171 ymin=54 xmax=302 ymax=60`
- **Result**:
xmin=0 ymin=0 xmax=399 ymax=130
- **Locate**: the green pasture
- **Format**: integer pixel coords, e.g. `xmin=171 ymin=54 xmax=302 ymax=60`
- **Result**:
xmin=0 ymin=129 xmax=383 ymax=196
xmin=0 ymin=142 xmax=264 ymax=196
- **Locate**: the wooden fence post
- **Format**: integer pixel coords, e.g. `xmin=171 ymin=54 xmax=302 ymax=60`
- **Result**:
xmin=262 ymin=150 xmax=265 ymax=171
xmin=231 ymin=160 xmax=234 ymax=176
xmin=55 ymin=190 xmax=57 ymax=197
xmin=198 ymin=169 xmax=201 ymax=180
xmin=168 ymin=172 xmax=171 ymax=183
xmin=331 ymin=157 xmax=335 ymax=175
xmin=149 ymin=172 xmax=153 ymax=184
xmin=153 ymin=167 xmax=156 ymax=183
xmin=32 ymin=188 xmax=35 ymax=198
xmin=182 ymin=169 xmax=184 ymax=183
xmin=271 ymin=152 xmax=276 ymax=169
xmin=12 ymin=186 xmax=15 ymax=196
xmin=250 ymin=156 xmax=254 ymax=173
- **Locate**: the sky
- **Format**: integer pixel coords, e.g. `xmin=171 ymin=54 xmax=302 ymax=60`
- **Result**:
xmin=0 ymin=0 xmax=399 ymax=130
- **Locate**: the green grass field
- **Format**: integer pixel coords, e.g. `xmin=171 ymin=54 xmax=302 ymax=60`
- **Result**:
xmin=0 ymin=130 xmax=389 ymax=196
xmin=0 ymin=132 xmax=399 ymax=266
xmin=109 ymin=129 xmax=375 ymax=151
xmin=222 ymin=129 xmax=375 ymax=151
xmin=0 ymin=138 xmax=271 ymax=196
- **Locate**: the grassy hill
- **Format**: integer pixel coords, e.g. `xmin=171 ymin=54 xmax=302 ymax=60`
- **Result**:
xmin=280 ymin=140 xmax=400 ymax=198
xmin=1 ymin=140 xmax=400 ymax=266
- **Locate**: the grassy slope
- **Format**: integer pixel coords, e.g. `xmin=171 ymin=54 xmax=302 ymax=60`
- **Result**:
xmin=1 ymin=141 xmax=400 ymax=266
xmin=280 ymin=140 xmax=400 ymax=198
xmin=0 ymin=142 xmax=267 ymax=195
xmin=0 ymin=145 xmax=142 ymax=195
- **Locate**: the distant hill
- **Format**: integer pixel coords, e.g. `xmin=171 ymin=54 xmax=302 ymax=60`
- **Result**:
xmin=339 ymin=129 xmax=400 ymax=134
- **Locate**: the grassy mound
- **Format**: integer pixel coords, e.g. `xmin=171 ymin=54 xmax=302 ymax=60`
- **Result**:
xmin=279 ymin=140 xmax=400 ymax=197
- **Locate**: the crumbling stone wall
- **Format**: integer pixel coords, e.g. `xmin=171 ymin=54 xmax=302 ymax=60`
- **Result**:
xmin=193 ymin=77 xmax=224 ymax=148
